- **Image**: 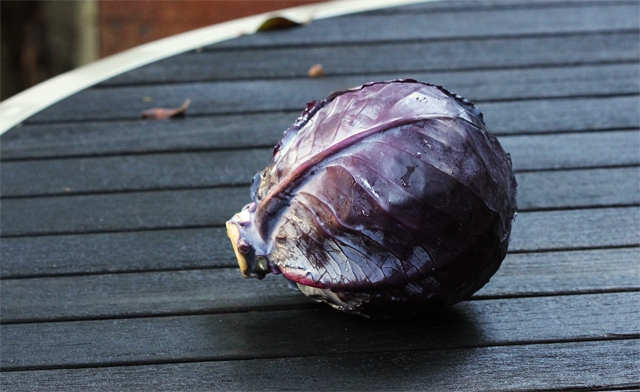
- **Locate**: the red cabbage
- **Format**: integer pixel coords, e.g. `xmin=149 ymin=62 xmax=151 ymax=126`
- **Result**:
xmin=226 ymin=80 xmax=517 ymax=319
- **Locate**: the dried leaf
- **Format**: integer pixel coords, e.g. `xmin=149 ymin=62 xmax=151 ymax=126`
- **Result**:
xmin=256 ymin=16 xmax=302 ymax=32
xmin=142 ymin=99 xmax=191 ymax=120
xmin=308 ymin=64 xmax=324 ymax=78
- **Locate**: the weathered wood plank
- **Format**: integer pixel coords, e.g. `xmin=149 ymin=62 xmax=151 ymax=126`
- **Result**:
xmin=2 ymin=339 xmax=637 ymax=391
xmin=1 ymin=148 xmax=269 ymax=197
xmin=1 ymin=206 xmax=637 ymax=277
xmin=483 ymin=95 xmax=639 ymax=135
xmin=2 ymin=133 xmax=638 ymax=197
xmin=103 ymin=32 xmax=638 ymax=86
xmin=27 ymin=63 xmax=640 ymax=124
xmin=4 ymin=93 xmax=638 ymax=160
xmin=509 ymin=207 xmax=640 ymax=252
xmin=1 ymin=293 xmax=638 ymax=369
xmin=0 ymin=228 xmax=231 ymax=278
xmin=503 ymin=131 xmax=640 ymax=171
xmin=515 ymin=167 xmax=640 ymax=211
xmin=3 ymin=111 xmax=293 ymax=159
xmin=0 ymin=187 xmax=246 ymax=237
xmin=477 ymin=247 xmax=640 ymax=298
xmin=1 ymin=247 xmax=637 ymax=321
xmin=0 ymin=269 xmax=307 ymax=323
xmin=2 ymin=159 xmax=639 ymax=235
xmin=373 ymin=0 xmax=636 ymax=14
xmin=207 ymin=2 xmax=639 ymax=49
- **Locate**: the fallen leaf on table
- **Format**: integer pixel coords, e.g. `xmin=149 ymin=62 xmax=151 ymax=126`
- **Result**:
xmin=142 ymin=99 xmax=191 ymax=120
xmin=256 ymin=16 xmax=302 ymax=32
xmin=308 ymin=64 xmax=324 ymax=78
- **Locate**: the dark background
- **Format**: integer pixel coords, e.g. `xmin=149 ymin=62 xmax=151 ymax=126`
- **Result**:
xmin=1 ymin=0 xmax=324 ymax=101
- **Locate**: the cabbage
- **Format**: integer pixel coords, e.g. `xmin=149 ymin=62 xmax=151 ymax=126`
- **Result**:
xmin=226 ymin=80 xmax=517 ymax=319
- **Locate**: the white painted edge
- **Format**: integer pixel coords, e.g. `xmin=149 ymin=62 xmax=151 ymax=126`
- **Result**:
xmin=0 ymin=0 xmax=437 ymax=134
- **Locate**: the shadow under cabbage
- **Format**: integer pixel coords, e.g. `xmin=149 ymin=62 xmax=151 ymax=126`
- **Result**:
xmin=202 ymin=301 xmax=487 ymax=360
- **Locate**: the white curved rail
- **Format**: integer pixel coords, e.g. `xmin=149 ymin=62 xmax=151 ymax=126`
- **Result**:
xmin=0 ymin=0 xmax=435 ymax=134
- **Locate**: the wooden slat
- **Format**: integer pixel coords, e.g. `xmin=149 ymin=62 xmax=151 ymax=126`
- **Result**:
xmin=515 ymin=167 xmax=640 ymax=211
xmin=0 ymin=269 xmax=307 ymax=323
xmin=4 ymin=94 xmax=638 ymax=160
xmin=3 ymin=165 xmax=639 ymax=225
xmin=502 ymin=131 xmax=640 ymax=171
xmin=1 ymin=247 xmax=637 ymax=322
xmin=483 ymin=95 xmax=639 ymax=136
xmin=1 ymin=148 xmax=270 ymax=197
xmin=103 ymin=31 xmax=638 ymax=86
xmin=0 ymin=187 xmax=246 ymax=237
xmin=374 ymin=0 xmax=636 ymax=13
xmin=509 ymin=207 xmax=640 ymax=252
xmin=2 ymin=111 xmax=293 ymax=160
xmin=477 ymin=247 xmax=640 ymax=297
xmin=208 ymin=2 xmax=639 ymax=49
xmin=2 ymin=207 xmax=638 ymax=278
xmin=2 ymin=159 xmax=639 ymax=235
xmin=2 ymin=133 xmax=638 ymax=197
xmin=0 ymin=228 xmax=231 ymax=278
xmin=1 ymin=292 xmax=637 ymax=369
xmin=2 ymin=339 xmax=637 ymax=390
xmin=27 ymin=63 xmax=640 ymax=124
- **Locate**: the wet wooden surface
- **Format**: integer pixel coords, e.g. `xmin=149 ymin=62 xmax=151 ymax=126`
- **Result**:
xmin=1 ymin=0 xmax=639 ymax=390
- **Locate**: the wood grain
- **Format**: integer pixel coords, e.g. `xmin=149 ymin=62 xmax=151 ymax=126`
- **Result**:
xmin=0 ymin=187 xmax=248 ymax=237
xmin=373 ymin=0 xmax=636 ymax=14
xmin=509 ymin=207 xmax=640 ymax=252
xmin=0 ymin=228 xmax=233 ymax=278
xmin=103 ymin=32 xmax=638 ymax=85
xmin=27 ymin=63 xmax=639 ymax=123
xmin=1 ymin=293 xmax=637 ymax=369
xmin=208 ymin=1 xmax=639 ymax=49
xmin=1 ymin=248 xmax=637 ymax=322
xmin=4 ymin=94 xmax=638 ymax=160
xmin=3 ymin=133 xmax=638 ymax=197
xmin=2 ymin=171 xmax=638 ymax=236
xmin=2 ymin=207 xmax=637 ymax=277
xmin=2 ymin=339 xmax=637 ymax=390
xmin=515 ymin=167 xmax=640 ymax=211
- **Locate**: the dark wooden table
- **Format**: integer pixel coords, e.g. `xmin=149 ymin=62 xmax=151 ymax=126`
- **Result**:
xmin=2 ymin=0 xmax=639 ymax=390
